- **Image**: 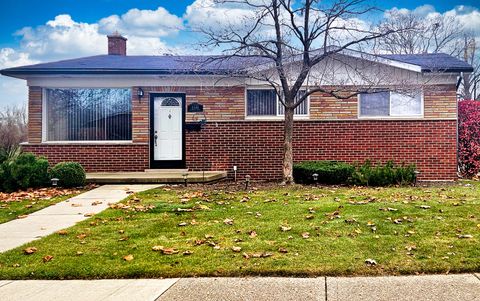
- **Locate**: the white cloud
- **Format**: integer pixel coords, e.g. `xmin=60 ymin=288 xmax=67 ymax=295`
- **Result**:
xmin=99 ymin=7 xmax=183 ymax=37
xmin=185 ymin=0 xmax=257 ymax=31
xmin=0 ymin=8 xmax=182 ymax=108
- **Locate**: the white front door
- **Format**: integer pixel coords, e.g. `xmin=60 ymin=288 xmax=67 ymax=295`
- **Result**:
xmin=153 ymin=96 xmax=182 ymax=161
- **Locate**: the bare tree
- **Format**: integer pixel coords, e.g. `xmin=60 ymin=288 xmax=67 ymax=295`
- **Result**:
xmin=0 ymin=106 xmax=27 ymax=159
xmin=374 ymin=10 xmax=463 ymax=55
xmin=459 ymin=35 xmax=479 ymax=100
xmin=195 ymin=0 xmax=410 ymax=184
xmin=374 ymin=10 xmax=479 ymax=100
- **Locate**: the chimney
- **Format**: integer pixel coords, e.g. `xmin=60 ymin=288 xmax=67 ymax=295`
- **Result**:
xmin=107 ymin=32 xmax=127 ymax=55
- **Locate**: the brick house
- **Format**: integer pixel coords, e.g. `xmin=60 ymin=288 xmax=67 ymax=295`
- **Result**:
xmin=0 ymin=34 xmax=474 ymax=181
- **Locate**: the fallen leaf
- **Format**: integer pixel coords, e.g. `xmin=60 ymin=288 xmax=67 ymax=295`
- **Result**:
xmin=91 ymin=201 xmax=102 ymax=206
xmin=301 ymin=232 xmax=310 ymax=239
xmin=42 ymin=255 xmax=53 ymax=262
xmin=123 ymin=254 xmax=134 ymax=261
xmin=183 ymin=250 xmax=193 ymax=256
xmin=278 ymin=247 xmax=288 ymax=253
xmin=71 ymin=203 xmax=82 ymax=207
xmin=178 ymin=222 xmax=188 ymax=227
xmin=23 ymin=247 xmax=37 ymax=255
xmin=457 ymin=234 xmax=473 ymax=239
xmin=84 ymin=213 xmax=95 ymax=217
xmin=77 ymin=233 xmax=87 ymax=239
xmin=305 ymin=215 xmax=314 ymax=220
xmin=17 ymin=215 xmax=28 ymax=219
xmin=204 ymin=234 xmax=214 ymax=239
xmin=365 ymin=258 xmax=377 ymax=266
xmin=57 ymin=230 xmax=68 ymax=235
xmin=76 ymin=251 xmax=84 ymax=256
xmin=232 ymin=246 xmax=242 ymax=252
xmin=223 ymin=218 xmax=234 ymax=225
xmin=248 ymin=230 xmax=257 ymax=238
xmin=280 ymin=225 xmax=292 ymax=232
xmin=419 ymin=205 xmax=431 ymax=209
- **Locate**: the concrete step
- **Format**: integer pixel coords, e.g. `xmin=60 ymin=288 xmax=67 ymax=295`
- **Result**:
xmin=86 ymin=171 xmax=227 ymax=184
xmin=144 ymin=169 xmax=189 ymax=173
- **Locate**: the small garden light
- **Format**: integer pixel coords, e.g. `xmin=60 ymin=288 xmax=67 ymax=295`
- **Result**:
xmin=233 ymin=165 xmax=237 ymax=182
xmin=245 ymin=175 xmax=251 ymax=190
xmin=312 ymin=173 xmax=319 ymax=182
xmin=182 ymin=173 xmax=188 ymax=187
xmin=414 ymin=170 xmax=421 ymax=186
xmin=51 ymin=178 xmax=59 ymax=187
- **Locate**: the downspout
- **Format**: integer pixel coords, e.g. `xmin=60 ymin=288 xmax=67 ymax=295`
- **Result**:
xmin=456 ymin=75 xmax=463 ymax=176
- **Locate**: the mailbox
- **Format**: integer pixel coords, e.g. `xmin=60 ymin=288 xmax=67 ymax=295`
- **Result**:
xmin=187 ymin=102 xmax=204 ymax=113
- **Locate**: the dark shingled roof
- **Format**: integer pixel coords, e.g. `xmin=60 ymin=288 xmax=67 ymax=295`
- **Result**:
xmin=380 ymin=53 xmax=473 ymax=73
xmin=0 ymin=52 xmax=473 ymax=78
xmin=0 ymin=55 xmax=269 ymax=77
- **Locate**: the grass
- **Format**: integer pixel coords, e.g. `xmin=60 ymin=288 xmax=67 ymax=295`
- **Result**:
xmin=0 ymin=190 xmax=81 ymax=224
xmin=0 ymin=181 xmax=479 ymax=279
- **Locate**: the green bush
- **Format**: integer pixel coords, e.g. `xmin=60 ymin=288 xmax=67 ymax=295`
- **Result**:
xmin=50 ymin=162 xmax=86 ymax=188
xmin=293 ymin=161 xmax=355 ymax=184
xmin=349 ymin=160 xmax=416 ymax=186
xmin=9 ymin=152 xmax=50 ymax=190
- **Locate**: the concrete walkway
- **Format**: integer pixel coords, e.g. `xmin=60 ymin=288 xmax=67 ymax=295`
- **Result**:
xmin=0 ymin=274 xmax=479 ymax=301
xmin=0 ymin=184 xmax=159 ymax=253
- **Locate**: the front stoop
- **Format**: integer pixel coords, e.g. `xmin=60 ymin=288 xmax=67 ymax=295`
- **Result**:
xmin=86 ymin=171 xmax=227 ymax=184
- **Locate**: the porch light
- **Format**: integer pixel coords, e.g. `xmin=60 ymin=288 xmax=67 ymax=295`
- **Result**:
xmin=182 ymin=173 xmax=188 ymax=187
xmin=312 ymin=173 xmax=319 ymax=182
xmin=51 ymin=178 xmax=59 ymax=187
xmin=137 ymin=87 xmax=144 ymax=102
xmin=245 ymin=175 xmax=251 ymax=190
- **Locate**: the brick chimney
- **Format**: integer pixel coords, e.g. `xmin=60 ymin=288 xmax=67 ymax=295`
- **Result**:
xmin=107 ymin=32 xmax=127 ymax=55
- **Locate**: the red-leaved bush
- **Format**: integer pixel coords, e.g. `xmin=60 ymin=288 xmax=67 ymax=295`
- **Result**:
xmin=458 ymin=100 xmax=480 ymax=177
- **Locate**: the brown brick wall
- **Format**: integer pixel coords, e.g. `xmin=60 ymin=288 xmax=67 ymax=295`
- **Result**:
xmin=28 ymin=86 xmax=42 ymax=143
xmin=22 ymin=144 xmax=149 ymax=172
xmin=24 ymin=84 xmax=458 ymax=181
xmin=186 ymin=120 xmax=457 ymax=181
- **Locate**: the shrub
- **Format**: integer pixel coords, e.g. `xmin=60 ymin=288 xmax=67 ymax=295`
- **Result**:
xmin=293 ymin=161 xmax=355 ymax=184
xmin=50 ymin=162 xmax=86 ymax=188
xmin=349 ymin=160 xmax=416 ymax=186
xmin=9 ymin=153 xmax=50 ymax=190
xmin=458 ymin=100 xmax=480 ymax=177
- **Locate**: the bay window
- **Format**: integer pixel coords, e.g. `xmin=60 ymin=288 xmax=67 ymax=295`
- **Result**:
xmin=44 ymin=88 xmax=132 ymax=142
xmin=359 ymin=90 xmax=423 ymax=117
xmin=246 ymin=89 xmax=308 ymax=117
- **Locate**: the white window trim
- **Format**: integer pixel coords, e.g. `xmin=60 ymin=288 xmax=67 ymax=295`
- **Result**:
xmin=245 ymin=87 xmax=310 ymax=120
xmin=358 ymin=90 xmax=424 ymax=119
xmin=41 ymin=87 xmax=134 ymax=143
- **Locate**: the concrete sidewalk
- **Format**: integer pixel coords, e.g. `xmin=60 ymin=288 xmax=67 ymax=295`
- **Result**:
xmin=1 ymin=274 xmax=479 ymax=301
xmin=0 ymin=184 xmax=159 ymax=253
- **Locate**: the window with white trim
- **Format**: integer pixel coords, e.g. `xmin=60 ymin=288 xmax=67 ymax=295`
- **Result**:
xmin=246 ymin=89 xmax=308 ymax=117
xmin=44 ymin=88 xmax=132 ymax=141
xmin=359 ymin=90 xmax=423 ymax=117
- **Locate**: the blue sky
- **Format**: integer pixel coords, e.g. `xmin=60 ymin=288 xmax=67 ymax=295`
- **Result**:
xmin=0 ymin=0 xmax=479 ymax=107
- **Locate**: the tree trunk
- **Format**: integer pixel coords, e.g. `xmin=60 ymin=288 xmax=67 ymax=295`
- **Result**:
xmin=282 ymin=106 xmax=295 ymax=184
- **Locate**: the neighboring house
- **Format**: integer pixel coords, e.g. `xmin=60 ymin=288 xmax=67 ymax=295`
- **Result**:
xmin=0 ymin=34 xmax=474 ymax=181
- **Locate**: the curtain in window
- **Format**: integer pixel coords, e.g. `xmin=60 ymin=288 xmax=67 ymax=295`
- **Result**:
xmin=277 ymin=90 xmax=308 ymax=115
xmin=247 ymin=90 xmax=277 ymax=116
xmin=45 ymin=88 xmax=132 ymax=141
xmin=390 ymin=91 xmax=422 ymax=116
xmin=359 ymin=92 xmax=390 ymax=116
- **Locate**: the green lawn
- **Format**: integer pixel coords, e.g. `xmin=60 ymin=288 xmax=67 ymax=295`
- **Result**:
xmin=0 ymin=189 xmax=82 ymax=224
xmin=0 ymin=182 xmax=479 ymax=279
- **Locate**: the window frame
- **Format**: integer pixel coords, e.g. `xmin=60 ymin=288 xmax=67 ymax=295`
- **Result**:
xmin=245 ymin=87 xmax=310 ymax=120
xmin=358 ymin=90 xmax=424 ymax=119
xmin=41 ymin=87 xmax=133 ymax=144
